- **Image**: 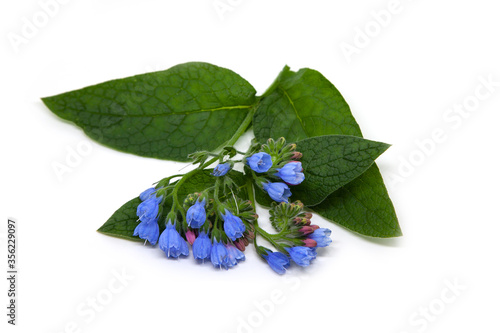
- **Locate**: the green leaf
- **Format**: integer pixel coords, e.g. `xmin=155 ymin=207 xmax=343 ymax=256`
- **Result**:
xmin=292 ymin=135 xmax=390 ymax=206
xmin=253 ymin=66 xmax=401 ymax=237
xmin=97 ymin=170 xmax=248 ymax=240
xmin=312 ymin=165 xmax=400 ymax=238
xmin=97 ymin=197 xmax=143 ymax=242
xmin=42 ymin=62 xmax=257 ymax=161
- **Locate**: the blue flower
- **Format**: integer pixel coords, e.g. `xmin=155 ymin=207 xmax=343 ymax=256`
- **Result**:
xmin=137 ymin=194 xmax=162 ymax=224
xmin=263 ymin=251 xmax=290 ymax=275
xmin=222 ymin=209 xmax=246 ymax=241
xmin=247 ymin=152 xmax=273 ymax=173
xmin=286 ymin=246 xmax=317 ymax=267
xmin=276 ymin=162 xmax=305 ymax=185
xmin=225 ymin=244 xmax=245 ymax=268
xmin=212 ymin=163 xmax=231 ymax=176
xmin=133 ymin=220 xmax=160 ymax=245
xmin=139 ymin=187 xmax=157 ymax=201
xmin=262 ymin=182 xmax=292 ymax=202
xmin=159 ymin=221 xmax=189 ymax=258
xmin=308 ymin=228 xmax=332 ymax=247
xmin=192 ymin=231 xmax=212 ymax=260
xmin=211 ymin=240 xmax=229 ymax=269
xmin=186 ymin=198 xmax=206 ymax=228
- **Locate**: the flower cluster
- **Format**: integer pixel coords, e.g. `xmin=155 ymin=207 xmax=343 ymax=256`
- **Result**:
xmin=246 ymin=138 xmax=304 ymax=203
xmin=257 ymin=201 xmax=332 ymax=274
xmin=131 ymin=137 xmax=331 ymax=274
xmin=133 ymin=185 xmax=255 ymax=270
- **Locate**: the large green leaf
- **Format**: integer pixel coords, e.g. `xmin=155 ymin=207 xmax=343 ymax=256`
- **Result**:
xmin=97 ymin=170 xmax=248 ymax=240
xmin=292 ymin=135 xmax=390 ymax=206
xmin=42 ymin=62 xmax=256 ymax=161
xmin=253 ymin=66 xmax=401 ymax=237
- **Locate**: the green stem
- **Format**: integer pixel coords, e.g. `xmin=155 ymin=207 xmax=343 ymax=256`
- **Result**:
xmin=170 ymin=104 xmax=258 ymax=221
xmin=246 ymin=179 xmax=286 ymax=253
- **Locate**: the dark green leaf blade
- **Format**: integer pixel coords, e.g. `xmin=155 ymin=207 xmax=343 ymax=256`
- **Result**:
xmin=293 ymin=135 xmax=390 ymax=206
xmin=254 ymin=65 xmax=361 ymax=142
xmin=42 ymin=62 xmax=257 ymax=161
xmin=253 ymin=66 xmax=401 ymax=237
xmin=312 ymin=165 xmax=401 ymax=237
xmin=97 ymin=197 xmax=143 ymax=242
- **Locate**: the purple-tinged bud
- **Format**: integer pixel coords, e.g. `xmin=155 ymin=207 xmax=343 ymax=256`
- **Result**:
xmin=291 ymin=151 xmax=303 ymax=160
xmin=302 ymin=238 xmax=318 ymax=248
xmin=245 ymin=230 xmax=255 ymax=239
xmin=185 ymin=229 xmax=196 ymax=245
xmin=310 ymin=225 xmax=320 ymax=231
xmin=304 ymin=212 xmax=313 ymax=219
xmin=294 ymin=217 xmax=311 ymax=225
xmin=299 ymin=226 xmax=315 ymax=235
xmin=243 ymin=238 xmax=250 ymax=246
xmin=234 ymin=239 xmax=246 ymax=252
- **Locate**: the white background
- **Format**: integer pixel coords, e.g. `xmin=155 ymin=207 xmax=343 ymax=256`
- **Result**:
xmin=1 ymin=1 xmax=500 ymax=332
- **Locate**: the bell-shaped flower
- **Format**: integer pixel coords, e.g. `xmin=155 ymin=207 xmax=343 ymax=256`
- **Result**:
xmin=225 ymin=244 xmax=245 ymax=268
xmin=139 ymin=187 xmax=157 ymax=201
xmin=262 ymin=250 xmax=290 ymax=275
xmin=210 ymin=240 xmax=229 ymax=269
xmin=222 ymin=209 xmax=246 ymax=241
xmin=286 ymin=246 xmax=317 ymax=267
xmin=262 ymin=182 xmax=292 ymax=203
xmin=276 ymin=162 xmax=305 ymax=185
xmin=136 ymin=194 xmax=162 ymax=224
xmin=186 ymin=198 xmax=206 ymax=228
xmin=308 ymin=228 xmax=332 ymax=247
xmin=133 ymin=220 xmax=160 ymax=245
xmin=247 ymin=152 xmax=273 ymax=173
xmin=192 ymin=231 xmax=212 ymax=260
xmin=212 ymin=163 xmax=231 ymax=177
xmin=158 ymin=221 xmax=189 ymax=258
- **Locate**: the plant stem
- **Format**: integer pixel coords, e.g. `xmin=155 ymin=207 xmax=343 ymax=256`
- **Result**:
xmin=170 ymin=103 xmax=258 ymax=220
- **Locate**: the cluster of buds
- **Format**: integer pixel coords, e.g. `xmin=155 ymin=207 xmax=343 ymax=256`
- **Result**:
xmin=256 ymin=201 xmax=332 ymax=274
xmin=246 ymin=138 xmax=305 ymax=203
xmin=130 ymin=137 xmax=332 ymax=274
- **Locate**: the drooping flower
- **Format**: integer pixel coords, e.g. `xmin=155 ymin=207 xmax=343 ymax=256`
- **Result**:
xmin=247 ymin=152 xmax=273 ymax=173
xmin=225 ymin=244 xmax=245 ymax=268
xmin=222 ymin=209 xmax=246 ymax=241
xmin=262 ymin=182 xmax=292 ymax=202
xmin=212 ymin=163 xmax=231 ymax=176
xmin=133 ymin=220 xmax=160 ymax=245
xmin=211 ymin=240 xmax=228 ymax=269
xmin=308 ymin=228 xmax=332 ymax=247
xmin=186 ymin=198 xmax=206 ymax=228
xmin=192 ymin=231 xmax=212 ymax=260
xmin=159 ymin=221 xmax=189 ymax=258
xmin=262 ymin=250 xmax=290 ymax=275
xmin=286 ymin=246 xmax=317 ymax=267
xmin=276 ymin=162 xmax=305 ymax=185
xmin=139 ymin=187 xmax=157 ymax=201
xmin=137 ymin=194 xmax=162 ymax=224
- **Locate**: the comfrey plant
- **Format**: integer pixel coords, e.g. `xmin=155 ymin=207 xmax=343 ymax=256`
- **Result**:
xmin=42 ymin=61 xmax=401 ymax=275
xmin=130 ymin=138 xmax=332 ymax=273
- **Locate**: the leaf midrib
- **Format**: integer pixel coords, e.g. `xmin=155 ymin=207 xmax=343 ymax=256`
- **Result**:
xmin=63 ymin=104 xmax=254 ymax=118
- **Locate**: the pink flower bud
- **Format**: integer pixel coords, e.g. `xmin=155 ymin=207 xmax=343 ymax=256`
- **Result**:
xmin=299 ymin=226 xmax=315 ymax=235
xmin=185 ymin=229 xmax=196 ymax=245
xmin=234 ymin=239 xmax=246 ymax=251
xmin=302 ymin=238 xmax=317 ymax=247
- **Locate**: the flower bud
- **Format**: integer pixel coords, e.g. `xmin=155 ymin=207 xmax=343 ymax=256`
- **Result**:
xmin=185 ymin=229 xmax=196 ymax=245
xmin=234 ymin=239 xmax=246 ymax=252
xmin=302 ymin=238 xmax=318 ymax=247
xmin=299 ymin=226 xmax=315 ymax=235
